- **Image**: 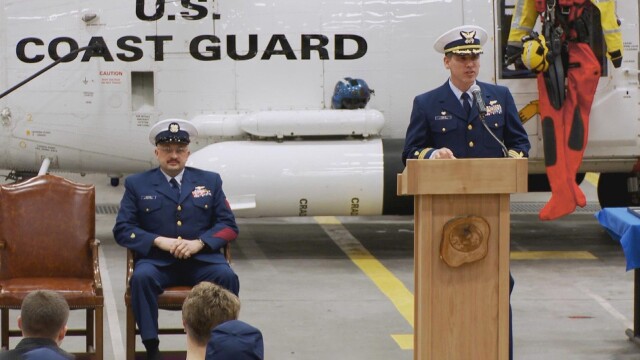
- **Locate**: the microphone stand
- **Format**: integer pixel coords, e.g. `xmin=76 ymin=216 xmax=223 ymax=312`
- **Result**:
xmin=479 ymin=112 xmax=509 ymax=158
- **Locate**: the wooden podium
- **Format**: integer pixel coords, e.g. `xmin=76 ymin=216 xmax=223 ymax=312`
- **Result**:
xmin=397 ymin=158 xmax=527 ymax=360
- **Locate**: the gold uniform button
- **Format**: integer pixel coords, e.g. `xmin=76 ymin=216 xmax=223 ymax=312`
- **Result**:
xmin=441 ymin=128 xmax=446 ymax=132
xmin=204 ymin=204 xmax=208 ymax=209
xmin=177 ymin=221 xmax=182 ymax=226
xmin=469 ymin=141 xmax=474 ymax=147
xmin=414 ymin=151 xmax=420 ymax=156
xmin=177 ymin=205 xmax=182 ymax=211
xmin=130 ymin=233 xmax=136 ymax=239
xmin=468 ymin=124 xmax=472 ymax=130
xmin=494 ymin=123 xmax=498 ymax=127
xmin=178 ymin=236 xmax=182 ymax=240
xmin=145 ymin=208 xmax=149 ymax=212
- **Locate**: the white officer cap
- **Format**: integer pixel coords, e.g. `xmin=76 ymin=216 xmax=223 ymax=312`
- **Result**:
xmin=434 ymin=25 xmax=488 ymax=55
xmin=148 ymin=119 xmax=198 ymax=146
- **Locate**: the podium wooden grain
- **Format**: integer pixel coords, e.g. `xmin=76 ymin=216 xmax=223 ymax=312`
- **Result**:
xmin=397 ymin=158 xmax=527 ymax=360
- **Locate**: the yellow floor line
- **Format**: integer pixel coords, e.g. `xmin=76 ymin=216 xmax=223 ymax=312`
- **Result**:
xmin=390 ymin=334 xmax=414 ymax=350
xmin=314 ymin=216 xmax=414 ymax=349
xmin=585 ymin=172 xmax=599 ymax=187
xmin=313 ymin=217 xmax=598 ymax=350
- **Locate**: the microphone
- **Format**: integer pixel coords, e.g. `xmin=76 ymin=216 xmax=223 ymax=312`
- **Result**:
xmin=469 ymin=84 xmax=487 ymax=118
xmin=469 ymin=84 xmax=508 ymax=157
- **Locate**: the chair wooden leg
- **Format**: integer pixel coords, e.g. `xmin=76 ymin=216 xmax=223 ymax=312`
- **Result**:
xmin=1 ymin=309 xmax=8 ymax=350
xmin=126 ymin=305 xmax=136 ymax=360
xmin=95 ymin=306 xmax=104 ymax=360
xmin=86 ymin=308 xmax=95 ymax=352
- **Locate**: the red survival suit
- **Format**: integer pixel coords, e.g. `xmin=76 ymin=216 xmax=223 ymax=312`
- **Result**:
xmin=508 ymin=0 xmax=623 ymax=220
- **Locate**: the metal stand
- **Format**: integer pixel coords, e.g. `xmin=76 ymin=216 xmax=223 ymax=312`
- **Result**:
xmin=626 ymin=269 xmax=640 ymax=345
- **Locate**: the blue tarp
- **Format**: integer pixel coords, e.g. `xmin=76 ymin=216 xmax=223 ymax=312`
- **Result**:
xmin=595 ymin=207 xmax=640 ymax=271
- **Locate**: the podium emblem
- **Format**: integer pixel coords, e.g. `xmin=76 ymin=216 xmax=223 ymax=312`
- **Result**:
xmin=440 ymin=215 xmax=490 ymax=267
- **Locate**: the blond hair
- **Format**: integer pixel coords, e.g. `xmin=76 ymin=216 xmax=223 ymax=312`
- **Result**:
xmin=182 ymin=281 xmax=240 ymax=345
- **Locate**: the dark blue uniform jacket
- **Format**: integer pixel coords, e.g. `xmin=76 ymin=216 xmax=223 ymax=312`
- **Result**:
xmin=0 ymin=338 xmax=74 ymax=360
xmin=206 ymin=320 xmax=264 ymax=360
xmin=402 ymin=80 xmax=530 ymax=164
xmin=113 ymin=166 xmax=238 ymax=266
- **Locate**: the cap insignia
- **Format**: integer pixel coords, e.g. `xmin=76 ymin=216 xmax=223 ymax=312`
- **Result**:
xmin=169 ymin=123 xmax=180 ymax=133
xmin=461 ymin=30 xmax=476 ymax=44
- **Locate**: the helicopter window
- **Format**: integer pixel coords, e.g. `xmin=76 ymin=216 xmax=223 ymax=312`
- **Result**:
xmin=132 ymin=71 xmax=154 ymax=111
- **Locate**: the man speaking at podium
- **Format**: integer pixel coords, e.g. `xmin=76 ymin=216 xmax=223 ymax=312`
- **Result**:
xmin=402 ymin=25 xmax=530 ymax=163
xmin=401 ymin=25 xmax=531 ymax=360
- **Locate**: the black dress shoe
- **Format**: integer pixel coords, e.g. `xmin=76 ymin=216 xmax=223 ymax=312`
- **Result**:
xmin=146 ymin=350 xmax=161 ymax=360
xmin=143 ymin=338 xmax=161 ymax=360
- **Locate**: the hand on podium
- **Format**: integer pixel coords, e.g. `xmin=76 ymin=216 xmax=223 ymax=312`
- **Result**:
xmin=507 ymin=149 xmax=525 ymax=158
xmin=429 ymin=147 xmax=456 ymax=159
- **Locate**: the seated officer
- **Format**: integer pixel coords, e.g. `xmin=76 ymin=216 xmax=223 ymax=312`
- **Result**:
xmin=113 ymin=119 xmax=240 ymax=360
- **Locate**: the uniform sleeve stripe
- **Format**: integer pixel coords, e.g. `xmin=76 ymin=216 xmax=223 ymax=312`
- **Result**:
xmin=213 ymin=227 xmax=237 ymax=242
xmin=418 ymin=148 xmax=432 ymax=159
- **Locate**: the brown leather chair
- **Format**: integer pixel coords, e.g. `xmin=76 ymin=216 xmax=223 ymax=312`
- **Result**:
xmin=0 ymin=174 xmax=104 ymax=360
xmin=125 ymin=244 xmax=231 ymax=360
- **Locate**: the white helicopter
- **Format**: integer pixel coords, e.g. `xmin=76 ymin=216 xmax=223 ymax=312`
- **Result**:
xmin=0 ymin=0 xmax=638 ymax=217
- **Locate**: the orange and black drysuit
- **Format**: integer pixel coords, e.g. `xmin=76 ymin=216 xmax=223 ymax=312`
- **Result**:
xmin=508 ymin=0 xmax=623 ymax=220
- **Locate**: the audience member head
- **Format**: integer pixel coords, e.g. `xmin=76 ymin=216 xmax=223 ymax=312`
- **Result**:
xmin=18 ymin=290 xmax=69 ymax=344
xmin=182 ymin=281 xmax=241 ymax=346
xmin=206 ymin=320 xmax=264 ymax=360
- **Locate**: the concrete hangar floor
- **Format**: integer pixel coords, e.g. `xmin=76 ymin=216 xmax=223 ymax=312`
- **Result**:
xmin=2 ymin=171 xmax=640 ymax=360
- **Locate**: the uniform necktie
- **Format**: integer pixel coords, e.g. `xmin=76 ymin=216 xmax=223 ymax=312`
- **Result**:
xmin=169 ymin=178 xmax=181 ymax=199
xmin=461 ymin=92 xmax=471 ymax=116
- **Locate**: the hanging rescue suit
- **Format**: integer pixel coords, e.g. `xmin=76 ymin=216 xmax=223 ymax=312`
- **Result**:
xmin=508 ymin=0 xmax=623 ymax=220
